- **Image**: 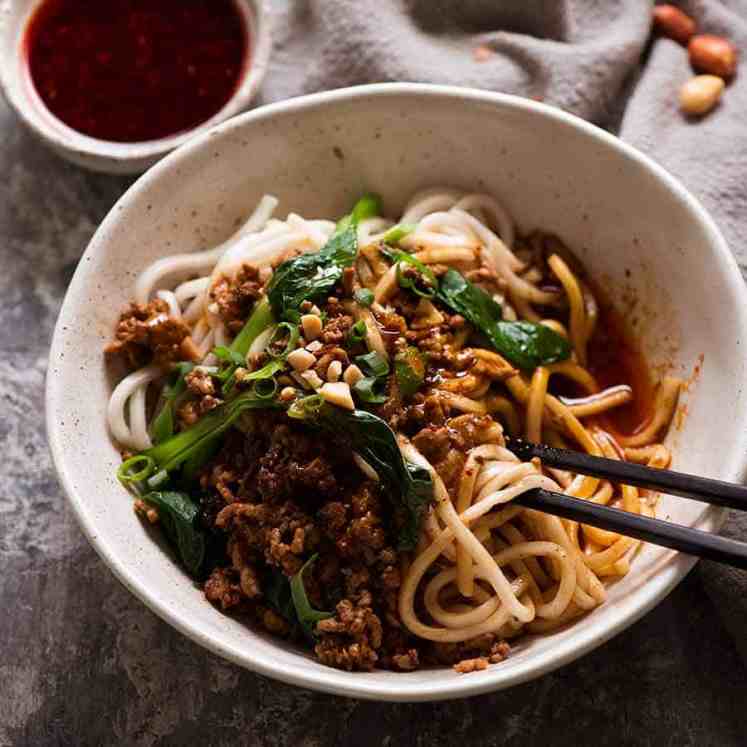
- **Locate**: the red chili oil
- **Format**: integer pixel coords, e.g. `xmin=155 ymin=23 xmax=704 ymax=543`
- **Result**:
xmin=25 ymin=0 xmax=248 ymax=143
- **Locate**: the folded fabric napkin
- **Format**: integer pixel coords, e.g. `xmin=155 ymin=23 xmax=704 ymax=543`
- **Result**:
xmin=265 ymin=0 xmax=747 ymax=660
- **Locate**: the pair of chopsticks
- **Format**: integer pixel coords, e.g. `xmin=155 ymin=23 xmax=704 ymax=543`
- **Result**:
xmin=507 ymin=439 xmax=747 ymax=570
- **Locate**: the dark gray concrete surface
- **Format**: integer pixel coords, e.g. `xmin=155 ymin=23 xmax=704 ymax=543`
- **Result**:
xmin=2 ymin=95 xmax=746 ymax=747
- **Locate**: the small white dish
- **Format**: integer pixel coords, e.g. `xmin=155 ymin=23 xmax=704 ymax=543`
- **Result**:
xmin=0 ymin=0 xmax=271 ymax=174
xmin=47 ymin=84 xmax=747 ymax=701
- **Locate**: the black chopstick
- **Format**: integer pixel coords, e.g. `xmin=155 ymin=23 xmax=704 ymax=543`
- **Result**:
xmin=509 ymin=438 xmax=747 ymax=512
xmin=513 ymin=488 xmax=747 ymax=570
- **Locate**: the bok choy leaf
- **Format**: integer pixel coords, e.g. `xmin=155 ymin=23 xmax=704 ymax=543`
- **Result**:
xmin=437 ymin=269 xmax=571 ymax=370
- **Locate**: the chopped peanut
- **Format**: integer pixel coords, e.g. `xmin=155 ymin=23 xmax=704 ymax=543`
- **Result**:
xmin=327 ymin=360 xmax=343 ymax=382
xmin=343 ymin=364 xmax=364 ymax=387
xmin=287 ymin=349 xmax=316 ymax=372
xmin=320 ymin=382 xmax=355 ymax=410
xmin=301 ymin=370 xmax=324 ymax=390
xmin=301 ymin=313 xmax=323 ymax=341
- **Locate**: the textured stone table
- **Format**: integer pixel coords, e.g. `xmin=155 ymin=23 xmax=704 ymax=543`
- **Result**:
xmin=2 ymin=94 xmax=747 ymax=747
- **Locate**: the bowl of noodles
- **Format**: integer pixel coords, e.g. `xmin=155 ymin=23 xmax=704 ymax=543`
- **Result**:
xmin=47 ymin=83 xmax=747 ymax=701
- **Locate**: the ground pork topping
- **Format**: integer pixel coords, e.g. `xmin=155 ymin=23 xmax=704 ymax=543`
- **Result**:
xmin=105 ymin=299 xmax=195 ymax=368
xmin=210 ymin=263 xmax=264 ymax=333
xmin=314 ymin=595 xmax=384 ymax=671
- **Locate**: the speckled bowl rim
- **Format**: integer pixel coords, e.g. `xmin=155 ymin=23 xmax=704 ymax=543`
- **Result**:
xmin=47 ymin=83 xmax=747 ymax=702
xmin=0 ymin=0 xmax=272 ymax=173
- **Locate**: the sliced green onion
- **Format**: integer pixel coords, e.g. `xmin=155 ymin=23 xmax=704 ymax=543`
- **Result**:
xmin=355 ymin=350 xmax=390 ymax=379
xmin=118 ymin=455 xmax=156 ymax=485
xmin=382 ymin=223 xmax=416 ymax=245
xmin=336 ymin=193 xmax=382 ymax=232
xmin=253 ymin=376 xmax=279 ymax=399
xmin=395 ymin=254 xmax=437 ymax=299
xmin=268 ymin=321 xmax=300 ymax=359
xmin=347 ymin=319 xmax=368 ymax=346
xmin=287 ymin=394 xmax=324 ymax=420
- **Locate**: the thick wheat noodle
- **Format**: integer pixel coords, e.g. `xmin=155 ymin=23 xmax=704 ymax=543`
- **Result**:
xmin=449 ymin=207 xmax=521 ymax=271
xmin=438 ymin=375 xmax=487 ymax=396
xmin=400 ymin=188 xmax=465 ymax=224
xmin=498 ymin=523 xmax=550 ymax=598
xmin=412 ymin=246 xmax=478 ymax=264
xmin=155 ymin=290 xmax=181 ymax=318
xmin=373 ymin=264 xmax=399 ymax=303
xmin=526 ymin=367 xmax=550 ymax=443
xmin=560 ymin=385 xmax=633 ymax=418
xmin=582 ymin=281 xmax=599 ymax=341
xmin=548 ymin=253 xmax=588 ymax=366
xmin=436 ymin=391 xmax=488 ymax=414
xmin=400 ymin=440 xmax=598 ymax=641
xmin=624 ymin=444 xmax=672 ymax=468
xmin=453 ymin=194 xmax=516 ymax=251
xmin=540 ymin=319 xmax=569 ymax=338
xmin=358 ymin=216 xmax=394 ymax=245
xmin=360 ymin=244 xmax=390 ymax=278
xmin=510 ymin=288 xmax=543 ymax=323
xmin=402 ymin=442 xmax=549 ymax=624
xmin=546 ymin=361 xmax=598 ymax=393
xmin=615 ymin=377 xmax=682 ymax=447
xmin=174 ymin=276 xmax=210 ymax=305
xmin=107 ymin=364 xmax=163 ymax=450
xmin=356 ymin=307 xmax=388 ymax=360
xmin=454 ymin=446 xmax=527 ymax=598
xmin=486 ymin=395 xmax=521 ymax=436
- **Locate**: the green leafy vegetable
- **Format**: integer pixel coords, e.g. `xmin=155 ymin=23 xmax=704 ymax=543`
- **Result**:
xmin=352 ymin=350 xmax=390 ymax=405
xmin=394 ymin=347 xmax=425 ymax=397
xmin=139 ymin=391 xmax=280 ymax=480
xmin=437 ymin=269 xmax=571 ymax=370
xmin=267 ymin=224 xmax=358 ymax=321
xmin=267 ymin=194 xmax=382 ymax=321
xmin=336 ymin=193 xmax=382 ymax=233
xmin=356 ymin=351 xmax=389 ymax=378
xmin=347 ymin=318 xmax=368 ymax=346
xmin=229 ymin=297 xmax=275 ymax=357
xmin=264 ymin=568 xmax=297 ymax=630
xmin=310 ymin=405 xmax=433 ymax=550
xmin=212 ymin=347 xmax=245 ymax=367
xmin=149 ymin=362 xmax=194 ymax=444
xmin=290 ymin=554 xmax=333 ymax=640
xmin=141 ymin=491 xmax=206 ymax=577
xmin=382 ymin=223 xmax=416 ymax=245
xmin=438 ymin=268 xmax=502 ymax=332
xmin=353 ymin=288 xmax=374 ymax=307
xmin=395 ymin=253 xmax=438 ymax=299
xmin=214 ymin=298 xmax=275 ymax=392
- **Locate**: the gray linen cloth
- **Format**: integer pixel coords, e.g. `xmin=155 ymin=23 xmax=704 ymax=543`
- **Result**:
xmin=265 ymin=0 xmax=747 ymax=656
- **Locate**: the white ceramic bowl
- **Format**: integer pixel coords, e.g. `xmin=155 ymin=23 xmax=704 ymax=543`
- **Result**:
xmin=0 ymin=0 xmax=271 ymax=174
xmin=47 ymin=84 xmax=747 ymax=701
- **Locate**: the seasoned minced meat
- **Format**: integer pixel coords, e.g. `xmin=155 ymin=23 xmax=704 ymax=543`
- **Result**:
xmin=105 ymin=298 xmax=195 ymax=368
xmin=198 ymin=415 xmax=421 ymax=671
xmin=314 ymin=594 xmax=383 ymax=671
xmin=210 ymin=263 xmax=264 ymax=334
